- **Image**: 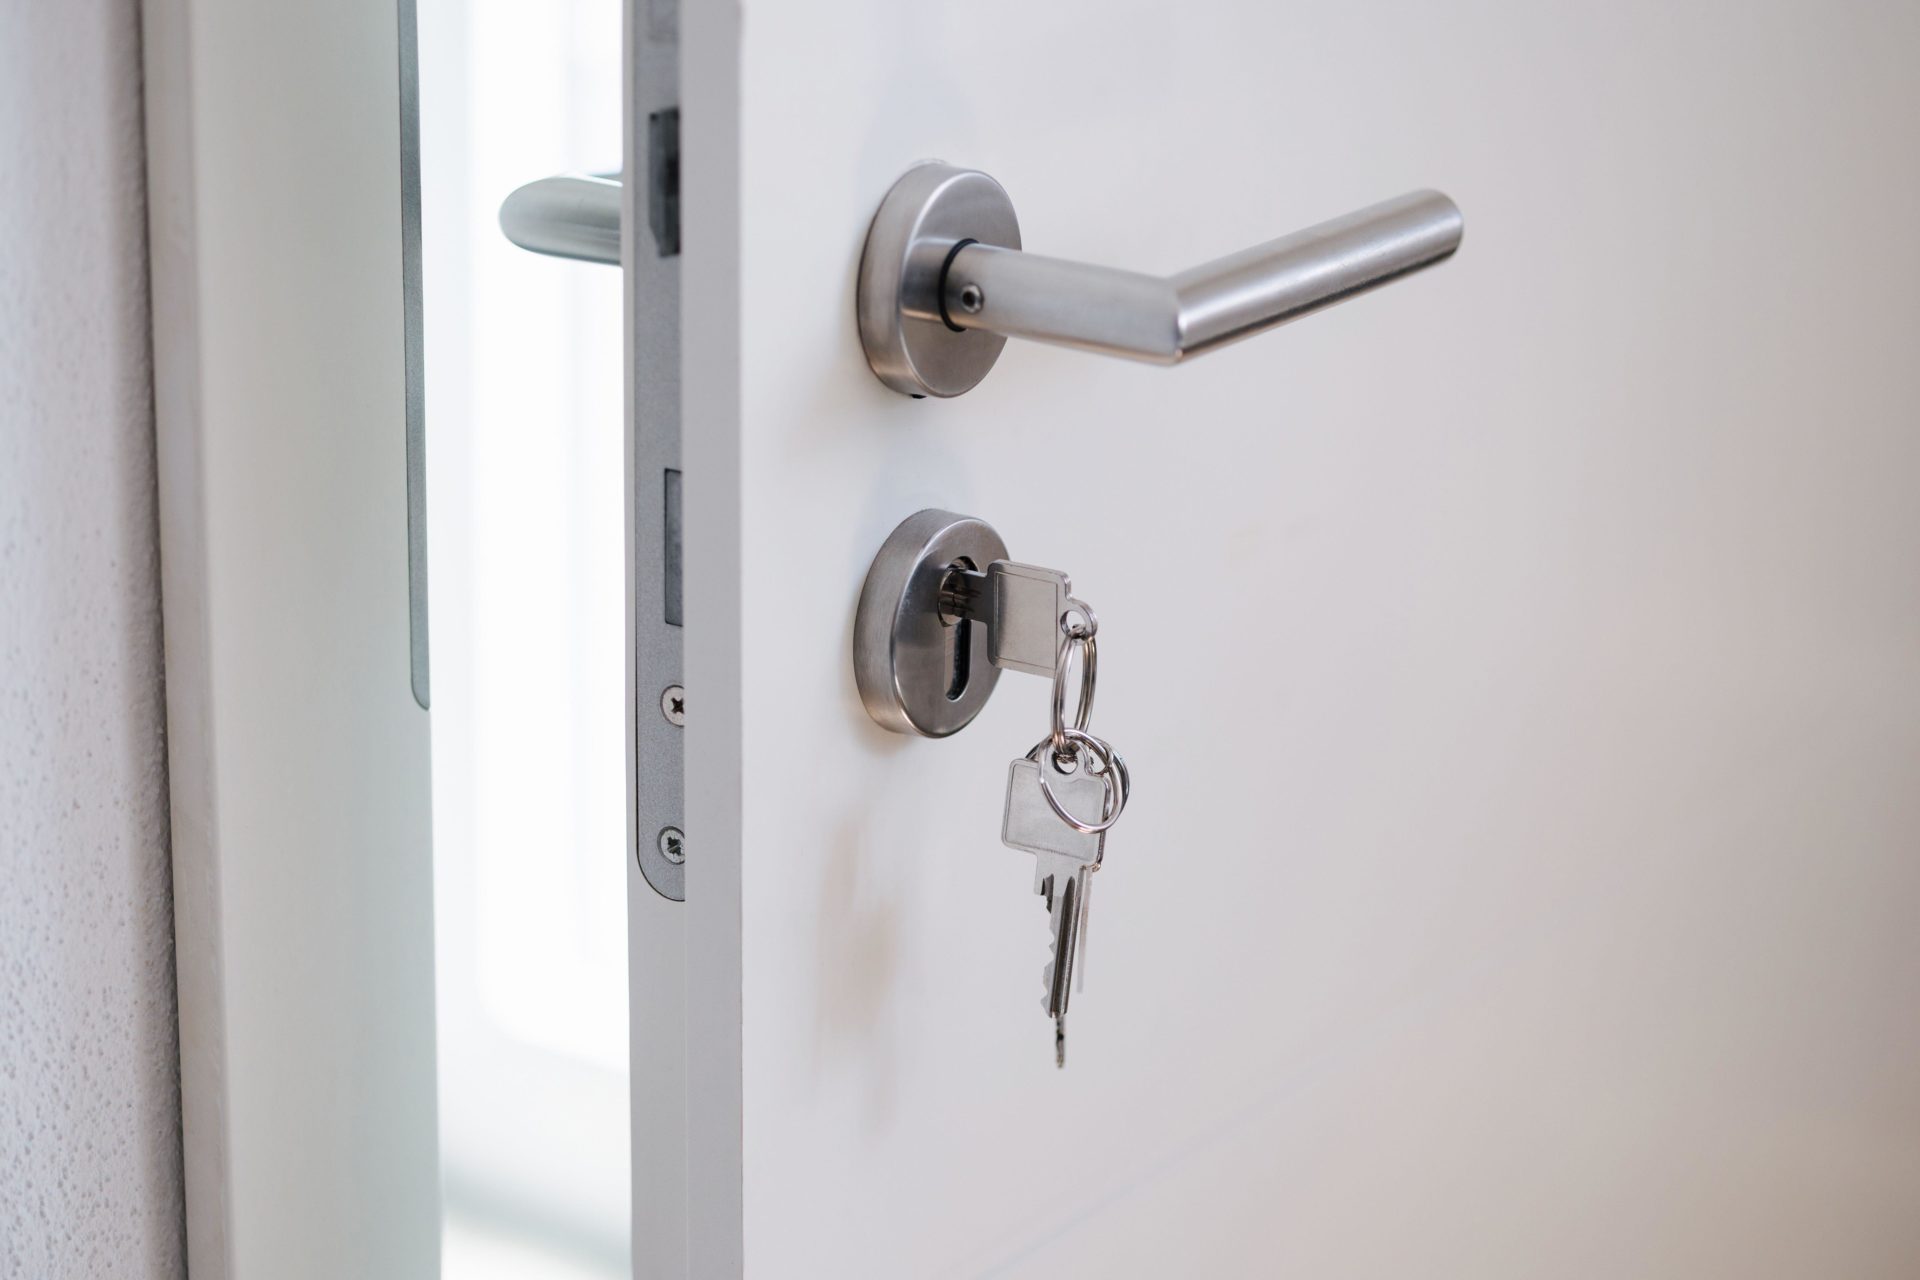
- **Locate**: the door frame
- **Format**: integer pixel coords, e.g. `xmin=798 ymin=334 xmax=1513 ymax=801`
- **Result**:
xmin=143 ymin=0 xmax=440 ymax=1273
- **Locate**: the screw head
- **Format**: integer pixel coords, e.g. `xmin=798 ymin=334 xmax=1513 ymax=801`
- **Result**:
xmin=956 ymin=283 xmax=985 ymax=314
xmin=660 ymin=684 xmax=686 ymax=726
xmin=657 ymin=826 xmax=685 ymax=865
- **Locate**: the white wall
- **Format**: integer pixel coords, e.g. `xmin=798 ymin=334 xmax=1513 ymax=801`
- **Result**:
xmin=0 ymin=1 xmax=186 ymax=1275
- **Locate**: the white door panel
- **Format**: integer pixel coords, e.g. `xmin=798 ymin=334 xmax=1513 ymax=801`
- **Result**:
xmin=672 ymin=2 xmax=1920 ymax=1275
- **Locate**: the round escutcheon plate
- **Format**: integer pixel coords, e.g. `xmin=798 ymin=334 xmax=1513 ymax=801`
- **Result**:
xmin=853 ymin=509 xmax=1009 ymax=736
xmin=856 ymin=163 xmax=1022 ymax=399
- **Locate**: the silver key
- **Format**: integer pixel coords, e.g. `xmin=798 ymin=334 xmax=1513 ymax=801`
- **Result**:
xmin=939 ymin=560 xmax=1073 ymax=677
xmin=1003 ymin=750 xmax=1106 ymax=1067
xmin=984 ymin=561 xmax=1072 ymax=677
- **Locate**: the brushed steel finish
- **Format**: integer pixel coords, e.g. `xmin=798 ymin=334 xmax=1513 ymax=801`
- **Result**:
xmin=626 ymin=21 xmax=685 ymax=909
xmin=857 ymin=165 xmax=1463 ymax=394
xmin=947 ymin=190 xmax=1462 ymax=362
xmin=855 ymin=164 xmax=1021 ymax=398
xmin=398 ymin=0 xmax=428 ymax=708
xmin=498 ymin=173 xmax=622 ymax=265
xmin=984 ymin=561 xmax=1071 ymax=677
xmin=853 ymin=510 xmax=1009 ymax=736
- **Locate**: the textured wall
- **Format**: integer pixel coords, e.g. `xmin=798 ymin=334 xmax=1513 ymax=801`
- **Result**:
xmin=0 ymin=0 xmax=186 ymax=1275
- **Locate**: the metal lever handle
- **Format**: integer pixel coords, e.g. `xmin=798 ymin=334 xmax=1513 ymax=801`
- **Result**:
xmin=498 ymin=173 xmax=621 ymax=265
xmin=944 ymin=191 xmax=1460 ymax=364
xmin=857 ymin=163 xmax=1463 ymax=398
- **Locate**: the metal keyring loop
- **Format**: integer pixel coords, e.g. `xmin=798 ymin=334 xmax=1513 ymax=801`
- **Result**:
xmin=1079 ymin=729 xmax=1129 ymax=793
xmin=1060 ymin=597 xmax=1097 ymax=640
xmin=1049 ymin=631 xmax=1098 ymax=757
xmin=1029 ymin=729 xmax=1129 ymax=835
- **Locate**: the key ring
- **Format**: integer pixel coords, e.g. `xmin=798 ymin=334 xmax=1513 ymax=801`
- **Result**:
xmin=1027 ymin=729 xmax=1130 ymax=836
xmin=1050 ymin=632 xmax=1098 ymax=759
xmin=1061 ymin=598 xmax=1097 ymax=640
xmin=1049 ymin=597 xmax=1099 ymax=758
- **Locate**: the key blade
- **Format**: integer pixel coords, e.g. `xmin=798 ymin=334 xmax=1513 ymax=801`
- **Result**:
xmin=1040 ymin=856 xmax=1079 ymax=1022
xmin=1075 ymin=866 xmax=1092 ymax=995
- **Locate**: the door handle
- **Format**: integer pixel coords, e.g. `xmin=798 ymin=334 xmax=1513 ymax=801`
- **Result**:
xmin=498 ymin=173 xmax=621 ymax=265
xmin=857 ymin=162 xmax=1463 ymax=398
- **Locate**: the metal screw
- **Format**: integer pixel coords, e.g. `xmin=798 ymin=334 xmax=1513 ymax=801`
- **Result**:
xmin=957 ymin=283 xmax=985 ymax=314
xmin=660 ymin=684 xmax=686 ymax=726
xmin=657 ymin=826 xmax=685 ymax=864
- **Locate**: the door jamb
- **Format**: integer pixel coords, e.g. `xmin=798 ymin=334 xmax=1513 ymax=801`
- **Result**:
xmin=143 ymin=0 xmax=441 ymax=1272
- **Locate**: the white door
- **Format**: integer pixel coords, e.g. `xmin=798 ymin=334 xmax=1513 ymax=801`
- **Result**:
xmin=646 ymin=1 xmax=1920 ymax=1276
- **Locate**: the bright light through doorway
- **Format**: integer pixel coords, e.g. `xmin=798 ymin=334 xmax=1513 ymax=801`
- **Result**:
xmin=419 ymin=0 xmax=629 ymax=1273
